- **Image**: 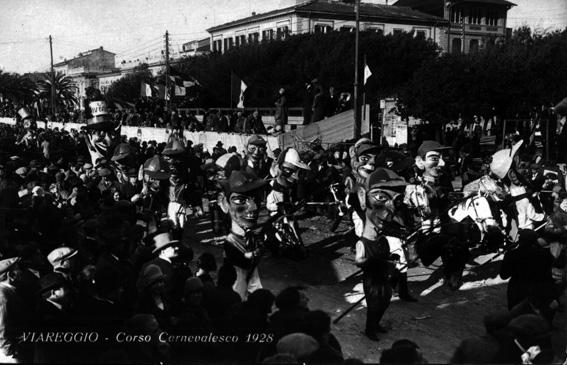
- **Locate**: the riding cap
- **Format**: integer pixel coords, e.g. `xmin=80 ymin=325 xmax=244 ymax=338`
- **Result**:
xmin=281 ymin=148 xmax=310 ymax=170
xmin=221 ymin=170 xmax=267 ymax=195
xmin=489 ymin=140 xmax=523 ymax=179
xmin=417 ymin=140 xmax=452 ymax=158
xmin=367 ymin=168 xmax=408 ymax=189
xmin=247 ymin=135 xmax=267 ymax=147
xmin=111 ymin=143 xmax=132 ymax=162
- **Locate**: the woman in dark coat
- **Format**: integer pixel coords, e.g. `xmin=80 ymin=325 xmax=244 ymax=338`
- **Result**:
xmin=274 ymin=88 xmax=288 ymax=133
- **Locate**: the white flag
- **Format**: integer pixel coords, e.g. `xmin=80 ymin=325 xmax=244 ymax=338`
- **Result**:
xmin=145 ymin=83 xmax=152 ymax=97
xmin=237 ymin=80 xmax=247 ymax=108
xmin=364 ymin=63 xmax=372 ymax=85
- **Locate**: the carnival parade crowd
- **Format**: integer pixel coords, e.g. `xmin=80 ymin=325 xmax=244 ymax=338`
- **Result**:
xmin=0 ymin=97 xmax=565 ymax=364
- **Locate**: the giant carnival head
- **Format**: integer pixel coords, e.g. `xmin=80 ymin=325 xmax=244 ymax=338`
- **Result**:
xmin=143 ymin=155 xmax=170 ymax=192
xmin=351 ymin=139 xmax=381 ymax=185
xmin=358 ymin=168 xmax=407 ymax=227
xmin=415 ymin=140 xmax=452 ymax=180
xmin=246 ymin=135 xmax=268 ymax=166
xmin=275 ymin=148 xmax=310 ymax=188
xmin=219 ymin=171 xmax=267 ymax=231
xmin=85 ymin=100 xmax=118 ymax=144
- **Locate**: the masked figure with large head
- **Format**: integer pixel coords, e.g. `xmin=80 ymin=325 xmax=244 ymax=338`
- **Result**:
xmin=344 ymin=139 xmax=381 ymax=238
xmin=266 ymin=148 xmax=310 ymax=215
xmin=355 ymin=168 xmax=409 ymax=341
xmin=244 ymin=135 xmax=273 ymax=179
xmin=413 ymin=140 xmax=453 ymax=233
xmin=219 ymin=171 xmax=267 ymax=300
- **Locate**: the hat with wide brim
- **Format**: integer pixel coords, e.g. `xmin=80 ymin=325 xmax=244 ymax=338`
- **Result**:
xmin=39 ymin=272 xmax=68 ymax=294
xmin=143 ymin=155 xmax=170 ymax=180
xmin=85 ymin=115 xmax=116 ymax=131
xmin=0 ymin=257 xmax=20 ymax=275
xmin=220 ymin=170 xmax=267 ymax=194
xmin=356 ymin=142 xmax=381 ymax=157
xmin=151 ymin=232 xmax=181 ymax=254
xmin=490 ymin=140 xmax=523 ymax=179
xmin=111 ymin=143 xmax=132 ymax=162
xmin=368 ymin=168 xmax=408 ymax=189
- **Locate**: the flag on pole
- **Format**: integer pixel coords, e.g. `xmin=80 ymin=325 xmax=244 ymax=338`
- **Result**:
xmin=170 ymin=75 xmax=201 ymax=96
xmin=364 ymin=63 xmax=372 ymax=85
xmin=237 ymin=79 xmax=247 ymax=108
xmin=140 ymin=82 xmax=153 ymax=97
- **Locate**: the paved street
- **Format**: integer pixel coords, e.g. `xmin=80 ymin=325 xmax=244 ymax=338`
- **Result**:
xmin=184 ymin=212 xmax=566 ymax=363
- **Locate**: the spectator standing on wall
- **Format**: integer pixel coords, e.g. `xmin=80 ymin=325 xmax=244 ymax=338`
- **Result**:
xmin=274 ymin=88 xmax=288 ymax=134
xmin=311 ymin=85 xmax=325 ymax=124
xmin=303 ymin=81 xmax=314 ymax=125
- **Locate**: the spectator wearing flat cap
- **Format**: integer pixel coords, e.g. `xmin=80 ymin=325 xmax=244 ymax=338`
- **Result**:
xmin=34 ymin=272 xmax=75 ymax=363
xmin=218 ymin=171 xmax=267 ymax=300
xmin=47 ymin=247 xmax=78 ymax=281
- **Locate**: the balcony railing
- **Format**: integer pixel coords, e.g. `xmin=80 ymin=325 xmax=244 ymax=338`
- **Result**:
xmin=449 ymin=23 xmax=505 ymax=34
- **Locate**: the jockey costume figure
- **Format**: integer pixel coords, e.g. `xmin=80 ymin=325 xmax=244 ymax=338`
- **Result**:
xmin=266 ymin=148 xmax=310 ymax=215
xmin=413 ymin=140 xmax=454 ymax=234
xmin=355 ymin=168 xmax=409 ymax=341
xmin=201 ymin=153 xmax=244 ymax=236
xmin=218 ymin=171 xmax=267 ymax=300
xmin=162 ymin=138 xmax=193 ymax=232
xmin=132 ymin=155 xmax=171 ymax=220
xmin=490 ymin=140 xmax=546 ymax=231
xmin=265 ymin=148 xmax=310 ymax=255
xmin=345 ymin=139 xmax=381 ymax=239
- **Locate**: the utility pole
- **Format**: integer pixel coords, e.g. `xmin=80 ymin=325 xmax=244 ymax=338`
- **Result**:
xmin=49 ymin=35 xmax=56 ymax=119
xmin=353 ymin=0 xmax=361 ymax=139
xmin=165 ymin=30 xmax=170 ymax=111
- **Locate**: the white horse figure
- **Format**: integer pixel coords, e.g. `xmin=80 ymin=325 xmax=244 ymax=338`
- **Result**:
xmin=404 ymin=184 xmax=440 ymax=234
xmin=448 ymin=194 xmax=500 ymax=242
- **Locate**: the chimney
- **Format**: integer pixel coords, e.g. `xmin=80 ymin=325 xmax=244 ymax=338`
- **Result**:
xmin=252 ymin=11 xmax=256 ymax=16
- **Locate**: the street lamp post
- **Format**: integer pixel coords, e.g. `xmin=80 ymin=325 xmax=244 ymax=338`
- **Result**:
xmin=353 ymin=0 xmax=361 ymax=139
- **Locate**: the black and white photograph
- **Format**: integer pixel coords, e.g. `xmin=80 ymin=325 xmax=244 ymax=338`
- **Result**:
xmin=0 ymin=0 xmax=566 ymax=363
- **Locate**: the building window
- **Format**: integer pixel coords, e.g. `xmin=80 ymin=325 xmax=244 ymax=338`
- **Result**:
xmin=340 ymin=26 xmax=354 ymax=32
xmin=262 ymin=29 xmax=274 ymax=41
xmin=452 ymin=38 xmax=462 ymax=54
xmin=314 ymin=24 xmax=333 ymax=33
xmin=213 ymin=39 xmax=222 ymax=52
xmin=393 ymin=28 xmax=404 ymax=35
xmin=415 ymin=30 xmax=427 ymax=39
xmin=468 ymin=7 xmax=482 ymax=25
xmin=276 ymin=26 xmax=289 ymax=40
xmin=248 ymin=32 xmax=259 ymax=43
xmin=366 ymin=26 xmax=384 ymax=35
xmin=470 ymin=39 xmax=479 ymax=53
xmin=451 ymin=8 xmax=463 ymax=23
xmin=235 ymin=34 xmax=246 ymax=46
xmin=486 ymin=9 xmax=498 ymax=26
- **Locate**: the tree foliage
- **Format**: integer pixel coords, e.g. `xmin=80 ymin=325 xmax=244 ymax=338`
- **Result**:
xmin=0 ymin=71 xmax=37 ymax=104
xmin=397 ymin=27 xmax=567 ymax=124
xmin=36 ymin=72 xmax=79 ymax=110
xmin=173 ymin=31 xmax=440 ymax=108
xmin=106 ymin=67 xmax=153 ymax=102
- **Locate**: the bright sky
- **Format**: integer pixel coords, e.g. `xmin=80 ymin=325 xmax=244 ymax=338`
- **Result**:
xmin=0 ymin=0 xmax=565 ymax=74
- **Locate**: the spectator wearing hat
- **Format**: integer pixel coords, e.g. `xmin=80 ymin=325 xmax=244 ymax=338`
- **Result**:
xmin=143 ymin=232 xmax=190 ymax=306
xmin=500 ymin=229 xmax=555 ymax=310
xmin=311 ymin=85 xmax=326 ymax=124
xmin=47 ymin=247 xmax=78 ymax=281
xmin=133 ymin=155 xmax=170 ymax=216
xmin=135 ymin=264 xmax=175 ymax=330
xmin=269 ymin=287 xmax=310 ymax=341
xmin=244 ymin=110 xmax=268 ymax=135
xmin=218 ymin=171 xmax=267 ymax=300
xmin=274 ymin=88 xmax=288 ymax=134
xmin=276 ymin=333 xmax=319 ymax=362
xmin=0 ymin=280 xmax=26 ymax=363
xmin=244 ymin=135 xmax=272 ymax=179
xmin=35 ymin=272 xmax=75 ymax=363
xmin=202 ymin=264 xmax=241 ymax=326
xmin=301 ymin=310 xmax=343 ymax=363
xmin=379 ymin=339 xmax=426 ymax=364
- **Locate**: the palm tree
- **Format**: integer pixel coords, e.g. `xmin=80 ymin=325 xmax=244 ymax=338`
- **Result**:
xmin=0 ymin=71 xmax=37 ymax=104
xmin=36 ymin=72 xmax=79 ymax=113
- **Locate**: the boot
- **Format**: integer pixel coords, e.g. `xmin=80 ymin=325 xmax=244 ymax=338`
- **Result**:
xmin=398 ymin=273 xmax=418 ymax=302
